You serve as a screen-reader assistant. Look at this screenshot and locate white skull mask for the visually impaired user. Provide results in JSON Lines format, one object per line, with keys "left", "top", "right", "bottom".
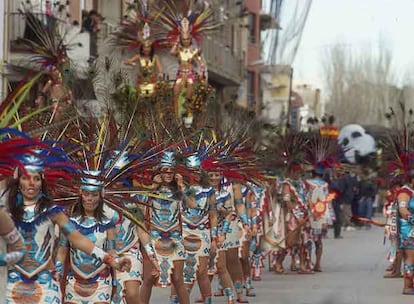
{"left": 338, "top": 124, "right": 376, "bottom": 164}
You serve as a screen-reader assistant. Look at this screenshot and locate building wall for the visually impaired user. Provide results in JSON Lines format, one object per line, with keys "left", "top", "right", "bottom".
{"left": 245, "top": 0, "right": 262, "bottom": 115}
{"left": 98, "top": 0, "right": 121, "bottom": 24}
{"left": 294, "top": 84, "right": 321, "bottom": 116}
{"left": 260, "top": 65, "right": 292, "bottom": 126}
{"left": 0, "top": 1, "right": 5, "bottom": 100}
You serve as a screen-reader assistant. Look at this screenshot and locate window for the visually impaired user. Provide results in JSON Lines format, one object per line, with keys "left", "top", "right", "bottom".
{"left": 248, "top": 13, "right": 256, "bottom": 44}
{"left": 247, "top": 71, "right": 255, "bottom": 107}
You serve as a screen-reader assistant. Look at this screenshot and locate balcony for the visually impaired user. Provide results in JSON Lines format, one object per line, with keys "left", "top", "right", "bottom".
{"left": 201, "top": 36, "right": 243, "bottom": 86}
{"left": 8, "top": 12, "right": 44, "bottom": 52}
{"left": 7, "top": 12, "right": 90, "bottom": 75}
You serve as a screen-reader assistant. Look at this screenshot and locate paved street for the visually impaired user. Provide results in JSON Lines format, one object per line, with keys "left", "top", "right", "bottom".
{"left": 149, "top": 223, "right": 408, "bottom": 304}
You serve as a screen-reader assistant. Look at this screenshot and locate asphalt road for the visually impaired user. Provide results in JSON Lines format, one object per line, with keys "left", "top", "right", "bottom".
{"left": 148, "top": 222, "right": 409, "bottom": 304}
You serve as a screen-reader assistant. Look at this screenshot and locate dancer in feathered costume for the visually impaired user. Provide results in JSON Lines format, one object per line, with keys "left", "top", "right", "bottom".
{"left": 382, "top": 177, "right": 403, "bottom": 279}
{"left": 380, "top": 104, "right": 414, "bottom": 294}
{"left": 50, "top": 115, "right": 158, "bottom": 304}
{"left": 155, "top": 0, "right": 217, "bottom": 124}
{"left": 5, "top": 146, "right": 131, "bottom": 304}
{"left": 57, "top": 170, "right": 121, "bottom": 304}
{"left": 0, "top": 129, "right": 52, "bottom": 303}
{"left": 139, "top": 149, "right": 191, "bottom": 304}
{"left": 261, "top": 131, "right": 309, "bottom": 274}
{"left": 199, "top": 128, "right": 263, "bottom": 303}
{"left": 302, "top": 133, "right": 339, "bottom": 273}
{"left": 106, "top": 148, "right": 160, "bottom": 304}
{"left": 244, "top": 181, "right": 264, "bottom": 288}
{"left": 170, "top": 151, "right": 218, "bottom": 304}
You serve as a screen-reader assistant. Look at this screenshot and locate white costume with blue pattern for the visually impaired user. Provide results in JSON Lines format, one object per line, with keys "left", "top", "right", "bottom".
{"left": 182, "top": 186, "right": 214, "bottom": 284}
{"left": 64, "top": 213, "right": 117, "bottom": 304}
{"left": 7, "top": 205, "right": 63, "bottom": 304}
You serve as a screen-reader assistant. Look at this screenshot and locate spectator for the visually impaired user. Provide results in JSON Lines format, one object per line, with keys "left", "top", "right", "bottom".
{"left": 83, "top": 10, "right": 100, "bottom": 59}
{"left": 45, "top": 1, "right": 53, "bottom": 29}
{"left": 331, "top": 170, "right": 359, "bottom": 235}
{"left": 358, "top": 170, "right": 378, "bottom": 229}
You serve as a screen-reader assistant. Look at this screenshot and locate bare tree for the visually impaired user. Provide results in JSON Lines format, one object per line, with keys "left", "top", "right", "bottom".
{"left": 323, "top": 39, "right": 398, "bottom": 126}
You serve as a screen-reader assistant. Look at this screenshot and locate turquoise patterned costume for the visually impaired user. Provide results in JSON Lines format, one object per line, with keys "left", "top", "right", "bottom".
{"left": 399, "top": 186, "right": 414, "bottom": 250}
{"left": 7, "top": 205, "right": 64, "bottom": 304}
{"left": 63, "top": 213, "right": 117, "bottom": 304}
{"left": 182, "top": 185, "right": 215, "bottom": 284}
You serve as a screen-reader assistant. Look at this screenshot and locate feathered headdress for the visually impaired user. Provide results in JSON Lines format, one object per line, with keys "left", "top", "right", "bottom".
{"left": 173, "top": 127, "right": 264, "bottom": 185}
{"left": 263, "top": 130, "right": 308, "bottom": 177}
{"left": 111, "top": 0, "right": 160, "bottom": 50}
{"left": 302, "top": 132, "right": 342, "bottom": 176}
{"left": 155, "top": 0, "right": 218, "bottom": 45}
{"left": 56, "top": 114, "right": 170, "bottom": 230}
{"left": 382, "top": 101, "right": 414, "bottom": 184}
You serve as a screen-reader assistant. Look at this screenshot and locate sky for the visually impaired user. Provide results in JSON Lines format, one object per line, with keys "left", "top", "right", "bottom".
{"left": 292, "top": 0, "right": 414, "bottom": 88}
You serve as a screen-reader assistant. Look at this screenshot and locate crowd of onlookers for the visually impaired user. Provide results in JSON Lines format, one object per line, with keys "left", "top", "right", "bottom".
{"left": 328, "top": 168, "right": 381, "bottom": 239}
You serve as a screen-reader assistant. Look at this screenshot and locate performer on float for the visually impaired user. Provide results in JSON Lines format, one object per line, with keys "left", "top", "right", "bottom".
{"left": 139, "top": 151, "right": 190, "bottom": 304}
{"left": 57, "top": 170, "right": 120, "bottom": 304}
{"left": 156, "top": 0, "right": 216, "bottom": 120}
{"left": 169, "top": 17, "right": 206, "bottom": 118}
{"left": 123, "top": 23, "right": 163, "bottom": 98}
{"left": 172, "top": 153, "right": 217, "bottom": 304}
{"left": 6, "top": 152, "right": 130, "bottom": 304}
{"left": 35, "top": 64, "right": 72, "bottom": 116}
{"left": 383, "top": 179, "right": 403, "bottom": 278}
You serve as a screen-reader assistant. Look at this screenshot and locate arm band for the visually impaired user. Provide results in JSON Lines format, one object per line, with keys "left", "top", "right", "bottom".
{"left": 240, "top": 211, "right": 249, "bottom": 226}
{"left": 144, "top": 242, "right": 157, "bottom": 260}
{"left": 211, "top": 227, "right": 218, "bottom": 238}
{"left": 2, "top": 227, "right": 21, "bottom": 245}
{"left": 0, "top": 250, "right": 26, "bottom": 266}
{"left": 91, "top": 245, "right": 107, "bottom": 261}
{"left": 399, "top": 201, "right": 408, "bottom": 208}
{"left": 222, "top": 220, "right": 230, "bottom": 234}
{"left": 58, "top": 235, "right": 69, "bottom": 247}
{"left": 55, "top": 260, "right": 64, "bottom": 275}
{"left": 61, "top": 221, "right": 76, "bottom": 236}
{"left": 408, "top": 214, "right": 414, "bottom": 225}
{"left": 234, "top": 198, "right": 244, "bottom": 205}
{"left": 106, "top": 240, "right": 116, "bottom": 251}
{"left": 251, "top": 216, "right": 258, "bottom": 226}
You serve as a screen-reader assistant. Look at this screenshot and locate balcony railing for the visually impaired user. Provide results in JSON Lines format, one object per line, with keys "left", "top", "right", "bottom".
{"left": 8, "top": 12, "right": 49, "bottom": 50}
{"left": 201, "top": 36, "right": 243, "bottom": 85}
